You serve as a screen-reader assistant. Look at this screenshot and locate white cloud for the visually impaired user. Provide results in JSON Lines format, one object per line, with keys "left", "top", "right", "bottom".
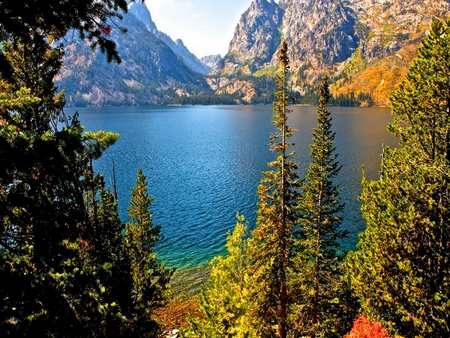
{"left": 191, "top": 13, "right": 202, "bottom": 19}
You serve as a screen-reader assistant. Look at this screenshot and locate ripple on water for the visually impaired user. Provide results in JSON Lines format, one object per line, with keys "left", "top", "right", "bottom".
{"left": 71, "top": 105, "right": 397, "bottom": 268}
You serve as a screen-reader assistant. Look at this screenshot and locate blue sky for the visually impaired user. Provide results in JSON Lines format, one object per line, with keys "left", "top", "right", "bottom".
{"left": 145, "top": 0, "right": 255, "bottom": 58}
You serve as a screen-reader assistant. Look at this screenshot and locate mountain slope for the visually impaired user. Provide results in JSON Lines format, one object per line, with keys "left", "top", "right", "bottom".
{"left": 57, "top": 10, "right": 210, "bottom": 106}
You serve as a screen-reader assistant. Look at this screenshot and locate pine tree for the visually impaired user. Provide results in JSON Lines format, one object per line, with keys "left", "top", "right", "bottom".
{"left": 248, "top": 40, "right": 300, "bottom": 338}
{"left": 0, "top": 2, "right": 169, "bottom": 335}
{"left": 0, "top": 33, "right": 95, "bottom": 337}
{"left": 347, "top": 18, "right": 450, "bottom": 337}
{"left": 0, "top": 0, "right": 135, "bottom": 67}
{"left": 183, "top": 214, "right": 256, "bottom": 338}
{"left": 124, "top": 168, "right": 173, "bottom": 337}
{"left": 292, "top": 74, "right": 348, "bottom": 337}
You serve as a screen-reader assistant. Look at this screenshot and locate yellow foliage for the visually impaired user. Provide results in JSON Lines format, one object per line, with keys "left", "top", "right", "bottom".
{"left": 330, "top": 44, "right": 417, "bottom": 106}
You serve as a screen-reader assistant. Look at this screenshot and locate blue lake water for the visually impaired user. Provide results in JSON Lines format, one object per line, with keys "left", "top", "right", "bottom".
{"left": 66, "top": 105, "right": 397, "bottom": 268}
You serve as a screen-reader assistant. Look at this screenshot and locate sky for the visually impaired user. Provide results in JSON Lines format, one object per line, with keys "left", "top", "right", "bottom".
{"left": 145, "top": 0, "right": 255, "bottom": 58}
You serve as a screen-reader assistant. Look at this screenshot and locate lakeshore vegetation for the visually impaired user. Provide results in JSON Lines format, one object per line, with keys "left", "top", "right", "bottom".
{"left": 0, "top": 1, "right": 449, "bottom": 337}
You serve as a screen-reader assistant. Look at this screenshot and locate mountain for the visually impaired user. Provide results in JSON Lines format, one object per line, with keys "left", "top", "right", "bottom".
{"left": 58, "top": 0, "right": 449, "bottom": 107}
{"left": 211, "top": 0, "right": 284, "bottom": 76}
{"left": 128, "top": 3, "right": 210, "bottom": 75}
{"left": 56, "top": 6, "right": 210, "bottom": 106}
{"left": 211, "top": 0, "right": 450, "bottom": 106}
{"left": 200, "top": 54, "right": 222, "bottom": 72}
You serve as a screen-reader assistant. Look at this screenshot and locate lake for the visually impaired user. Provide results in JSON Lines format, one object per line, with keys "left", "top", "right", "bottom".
{"left": 66, "top": 105, "right": 397, "bottom": 268}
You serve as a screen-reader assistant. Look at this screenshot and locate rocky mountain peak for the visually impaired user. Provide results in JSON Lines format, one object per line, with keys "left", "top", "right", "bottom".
{"left": 200, "top": 54, "right": 222, "bottom": 72}
{"left": 128, "top": 2, "right": 157, "bottom": 33}
{"left": 280, "top": 0, "right": 358, "bottom": 69}
{"left": 128, "top": 3, "right": 210, "bottom": 74}
{"left": 211, "top": 0, "right": 284, "bottom": 75}
{"left": 211, "top": 0, "right": 449, "bottom": 105}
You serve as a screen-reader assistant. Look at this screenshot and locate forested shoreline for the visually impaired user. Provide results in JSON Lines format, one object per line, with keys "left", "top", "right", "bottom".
{"left": 1, "top": 1, "right": 449, "bottom": 337}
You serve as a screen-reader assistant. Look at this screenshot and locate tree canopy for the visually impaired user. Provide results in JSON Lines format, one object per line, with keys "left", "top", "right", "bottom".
{"left": 0, "top": 0, "right": 138, "bottom": 67}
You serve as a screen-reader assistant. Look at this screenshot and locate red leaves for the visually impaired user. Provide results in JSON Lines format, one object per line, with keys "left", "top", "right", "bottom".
{"left": 99, "top": 24, "right": 112, "bottom": 35}
{"left": 345, "top": 316, "right": 390, "bottom": 338}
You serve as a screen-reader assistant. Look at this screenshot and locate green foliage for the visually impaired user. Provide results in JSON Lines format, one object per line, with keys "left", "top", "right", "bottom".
{"left": 183, "top": 214, "right": 256, "bottom": 338}
{"left": 124, "top": 168, "right": 173, "bottom": 336}
{"left": 0, "top": 0, "right": 137, "bottom": 66}
{"left": 0, "top": 34, "right": 94, "bottom": 337}
{"left": 292, "top": 74, "right": 352, "bottom": 337}
{"left": 0, "top": 2, "right": 172, "bottom": 336}
{"left": 347, "top": 17, "right": 450, "bottom": 337}
{"left": 389, "top": 18, "right": 450, "bottom": 162}
{"left": 84, "top": 130, "right": 120, "bottom": 160}
{"left": 248, "top": 41, "right": 300, "bottom": 338}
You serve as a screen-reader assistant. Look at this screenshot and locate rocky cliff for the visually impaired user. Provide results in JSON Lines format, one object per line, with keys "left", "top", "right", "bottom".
{"left": 212, "top": 0, "right": 449, "bottom": 105}
{"left": 211, "top": 0, "right": 284, "bottom": 76}
{"left": 58, "top": 0, "right": 449, "bottom": 107}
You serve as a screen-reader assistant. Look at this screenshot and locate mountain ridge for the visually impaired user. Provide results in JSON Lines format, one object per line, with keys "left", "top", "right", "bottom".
{"left": 57, "top": 0, "right": 450, "bottom": 107}
{"left": 128, "top": 3, "right": 210, "bottom": 75}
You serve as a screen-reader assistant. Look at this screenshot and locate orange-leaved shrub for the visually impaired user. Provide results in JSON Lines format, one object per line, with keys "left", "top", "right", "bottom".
{"left": 344, "top": 315, "right": 390, "bottom": 338}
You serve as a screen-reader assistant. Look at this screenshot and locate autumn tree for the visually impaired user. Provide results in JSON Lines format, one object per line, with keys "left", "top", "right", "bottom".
{"left": 347, "top": 18, "right": 450, "bottom": 337}
{"left": 248, "top": 40, "right": 300, "bottom": 338}
{"left": 292, "top": 74, "right": 349, "bottom": 337}
{"left": 183, "top": 214, "right": 256, "bottom": 338}
{"left": 344, "top": 316, "right": 390, "bottom": 338}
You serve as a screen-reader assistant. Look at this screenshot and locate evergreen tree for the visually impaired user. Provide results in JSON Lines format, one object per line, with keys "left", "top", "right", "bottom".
{"left": 183, "top": 214, "right": 256, "bottom": 338}
{"left": 0, "top": 0, "right": 136, "bottom": 68}
{"left": 0, "top": 33, "right": 96, "bottom": 337}
{"left": 0, "top": 2, "right": 172, "bottom": 336}
{"left": 248, "top": 41, "right": 300, "bottom": 338}
{"left": 124, "top": 168, "right": 173, "bottom": 337}
{"left": 347, "top": 18, "right": 450, "bottom": 337}
{"left": 89, "top": 185, "right": 132, "bottom": 336}
{"left": 292, "top": 74, "right": 348, "bottom": 337}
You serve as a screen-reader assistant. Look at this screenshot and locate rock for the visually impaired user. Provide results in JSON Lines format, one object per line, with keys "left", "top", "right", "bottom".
{"left": 209, "top": 0, "right": 449, "bottom": 104}
{"left": 214, "top": 0, "right": 449, "bottom": 75}
{"left": 199, "top": 54, "right": 222, "bottom": 72}
{"left": 164, "top": 329, "right": 179, "bottom": 338}
{"left": 211, "top": 0, "right": 284, "bottom": 75}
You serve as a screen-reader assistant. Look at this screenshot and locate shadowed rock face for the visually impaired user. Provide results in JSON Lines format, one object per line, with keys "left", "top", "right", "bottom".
{"left": 57, "top": 9, "right": 208, "bottom": 106}
{"left": 129, "top": 3, "right": 210, "bottom": 75}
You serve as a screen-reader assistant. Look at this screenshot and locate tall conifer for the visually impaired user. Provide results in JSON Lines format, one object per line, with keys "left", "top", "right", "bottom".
{"left": 248, "top": 41, "right": 300, "bottom": 338}
{"left": 292, "top": 74, "right": 347, "bottom": 337}
{"left": 124, "top": 168, "right": 173, "bottom": 337}
{"left": 348, "top": 18, "right": 450, "bottom": 337}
